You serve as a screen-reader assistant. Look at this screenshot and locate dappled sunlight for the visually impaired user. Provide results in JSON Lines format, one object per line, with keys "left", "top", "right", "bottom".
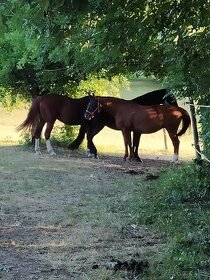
{"left": 26, "top": 165, "right": 68, "bottom": 172}
{"left": 172, "top": 110, "right": 182, "bottom": 118}
{"left": 2, "top": 240, "right": 67, "bottom": 249}
{"left": 147, "top": 108, "right": 161, "bottom": 120}
{"left": 1, "top": 223, "right": 68, "bottom": 250}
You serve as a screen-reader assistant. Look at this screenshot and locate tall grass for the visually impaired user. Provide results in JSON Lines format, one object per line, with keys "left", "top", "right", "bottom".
{"left": 128, "top": 162, "right": 210, "bottom": 280}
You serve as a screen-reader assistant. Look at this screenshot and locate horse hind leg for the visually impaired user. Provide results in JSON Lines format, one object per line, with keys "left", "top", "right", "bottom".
{"left": 46, "top": 139, "right": 56, "bottom": 156}
{"left": 45, "top": 122, "right": 56, "bottom": 156}
{"left": 167, "top": 131, "right": 180, "bottom": 162}
{"left": 34, "top": 138, "right": 41, "bottom": 155}
{"left": 33, "top": 120, "right": 45, "bottom": 155}
{"left": 68, "top": 124, "right": 86, "bottom": 150}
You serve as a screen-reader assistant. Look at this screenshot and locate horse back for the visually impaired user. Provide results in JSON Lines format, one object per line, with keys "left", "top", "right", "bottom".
{"left": 112, "top": 101, "right": 183, "bottom": 133}
{"left": 39, "top": 95, "right": 89, "bottom": 124}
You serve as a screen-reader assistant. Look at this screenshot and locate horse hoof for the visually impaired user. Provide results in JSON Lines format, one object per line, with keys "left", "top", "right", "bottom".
{"left": 87, "top": 153, "right": 98, "bottom": 159}
{"left": 123, "top": 157, "right": 129, "bottom": 161}
{"left": 172, "top": 154, "right": 179, "bottom": 162}
{"left": 136, "top": 156, "right": 143, "bottom": 162}
{"left": 131, "top": 156, "right": 143, "bottom": 162}
{"left": 172, "top": 160, "right": 179, "bottom": 164}
{"left": 49, "top": 151, "right": 56, "bottom": 156}
{"left": 35, "top": 151, "right": 41, "bottom": 155}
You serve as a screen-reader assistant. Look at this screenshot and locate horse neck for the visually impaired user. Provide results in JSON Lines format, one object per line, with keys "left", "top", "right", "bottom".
{"left": 100, "top": 98, "right": 120, "bottom": 116}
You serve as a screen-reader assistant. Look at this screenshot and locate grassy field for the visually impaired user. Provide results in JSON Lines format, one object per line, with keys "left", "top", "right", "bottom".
{"left": 1, "top": 143, "right": 209, "bottom": 279}
{"left": 0, "top": 143, "right": 174, "bottom": 280}
{"left": 1, "top": 80, "right": 208, "bottom": 280}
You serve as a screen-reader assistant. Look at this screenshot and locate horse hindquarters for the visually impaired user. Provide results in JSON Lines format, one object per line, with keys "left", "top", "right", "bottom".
{"left": 165, "top": 107, "right": 190, "bottom": 162}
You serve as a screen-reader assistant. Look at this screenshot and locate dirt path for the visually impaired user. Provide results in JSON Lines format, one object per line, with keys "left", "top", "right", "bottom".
{"left": 0, "top": 146, "right": 172, "bottom": 280}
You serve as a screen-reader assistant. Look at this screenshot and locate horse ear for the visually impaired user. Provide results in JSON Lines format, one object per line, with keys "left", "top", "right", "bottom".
{"left": 88, "top": 90, "right": 95, "bottom": 97}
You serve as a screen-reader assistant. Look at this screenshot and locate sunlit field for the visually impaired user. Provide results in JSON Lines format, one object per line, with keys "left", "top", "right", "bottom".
{"left": 0, "top": 79, "right": 195, "bottom": 161}
{"left": 0, "top": 107, "right": 29, "bottom": 143}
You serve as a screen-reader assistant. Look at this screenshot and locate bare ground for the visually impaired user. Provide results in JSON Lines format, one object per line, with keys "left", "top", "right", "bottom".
{"left": 0, "top": 145, "right": 179, "bottom": 280}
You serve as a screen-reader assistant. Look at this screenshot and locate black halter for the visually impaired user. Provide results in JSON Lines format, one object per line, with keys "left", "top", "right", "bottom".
{"left": 85, "top": 97, "right": 102, "bottom": 119}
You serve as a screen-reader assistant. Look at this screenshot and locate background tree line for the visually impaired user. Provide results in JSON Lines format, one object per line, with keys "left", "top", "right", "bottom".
{"left": 0, "top": 0, "right": 209, "bottom": 155}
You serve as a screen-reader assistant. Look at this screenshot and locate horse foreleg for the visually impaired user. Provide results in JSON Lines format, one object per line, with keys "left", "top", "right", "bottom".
{"left": 46, "top": 139, "right": 56, "bottom": 156}
{"left": 68, "top": 123, "right": 87, "bottom": 150}
{"left": 45, "top": 122, "right": 56, "bottom": 156}
{"left": 168, "top": 132, "right": 180, "bottom": 162}
{"left": 133, "top": 132, "right": 143, "bottom": 162}
{"left": 86, "top": 127, "right": 98, "bottom": 158}
{"left": 35, "top": 138, "right": 41, "bottom": 155}
{"left": 34, "top": 120, "right": 45, "bottom": 155}
{"left": 122, "top": 130, "right": 132, "bottom": 161}
{"left": 86, "top": 122, "right": 105, "bottom": 158}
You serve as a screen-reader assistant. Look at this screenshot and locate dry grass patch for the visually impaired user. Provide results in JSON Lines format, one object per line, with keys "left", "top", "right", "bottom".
{"left": 0, "top": 145, "right": 170, "bottom": 279}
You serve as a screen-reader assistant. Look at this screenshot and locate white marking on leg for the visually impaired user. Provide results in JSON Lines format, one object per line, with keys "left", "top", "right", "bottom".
{"left": 86, "top": 149, "right": 91, "bottom": 157}
{"left": 46, "top": 139, "right": 56, "bottom": 156}
{"left": 91, "top": 154, "right": 99, "bottom": 159}
{"left": 35, "top": 138, "right": 41, "bottom": 155}
{"left": 86, "top": 149, "right": 98, "bottom": 159}
{"left": 172, "top": 154, "right": 179, "bottom": 162}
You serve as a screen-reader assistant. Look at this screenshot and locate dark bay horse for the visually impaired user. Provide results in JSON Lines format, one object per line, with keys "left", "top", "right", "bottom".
{"left": 84, "top": 96, "right": 190, "bottom": 162}
{"left": 17, "top": 94, "right": 90, "bottom": 156}
{"left": 69, "top": 89, "right": 178, "bottom": 157}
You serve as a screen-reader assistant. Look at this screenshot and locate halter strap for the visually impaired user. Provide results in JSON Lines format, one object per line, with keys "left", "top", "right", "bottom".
{"left": 86, "top": 97, "right": 101, "bottom": 119}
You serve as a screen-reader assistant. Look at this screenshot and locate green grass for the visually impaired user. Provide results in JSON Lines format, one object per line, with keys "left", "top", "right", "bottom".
{"left": 126, "top": 162, "right": 210, "bottom": 280}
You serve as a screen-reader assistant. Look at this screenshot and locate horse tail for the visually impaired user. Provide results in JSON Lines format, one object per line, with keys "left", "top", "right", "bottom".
{"left": 177, "top": 107, "right": 191, "bottom": 137}
{"left": 17, "top": 97, "right": 41, "bottom": 132}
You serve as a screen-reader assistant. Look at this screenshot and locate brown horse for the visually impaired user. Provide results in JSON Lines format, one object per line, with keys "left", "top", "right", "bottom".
{"left": 69, "top": 88, "right": 178, "bottom": 157}
{"left": 17, "top": 94, "right": 90, "bottom": 156}
{"left": 84, "top": 96, "right": 191, "bottom": 162}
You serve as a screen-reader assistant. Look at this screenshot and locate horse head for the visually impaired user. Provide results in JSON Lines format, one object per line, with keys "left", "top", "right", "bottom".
{"left": 84, "top": 96, "right": 102, "bottom": 120}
